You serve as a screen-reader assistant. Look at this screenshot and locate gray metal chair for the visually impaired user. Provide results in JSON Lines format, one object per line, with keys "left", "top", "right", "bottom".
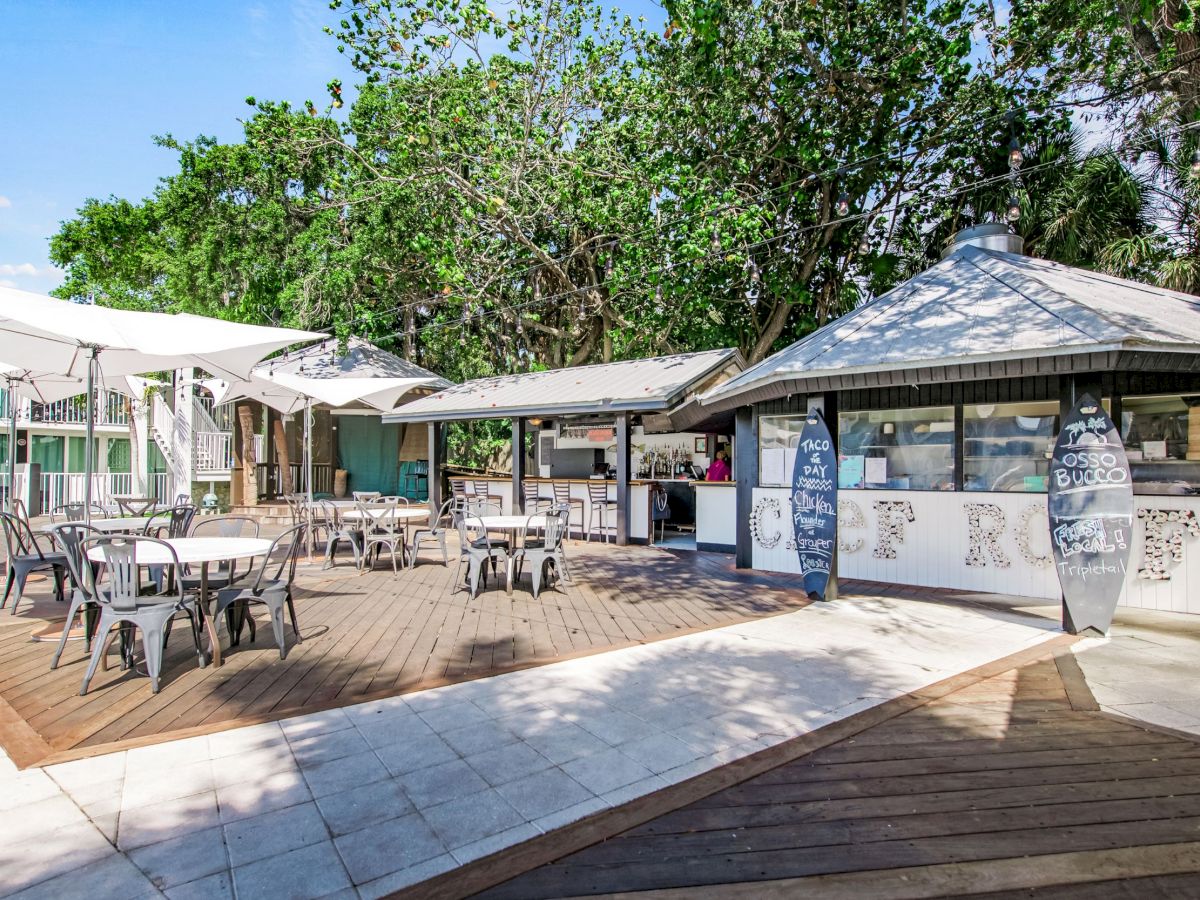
{"left": 586, "top": 482, "right": 617, "bottom": 542}
{"left": 144, "top": 504, "right": 197, "bottom": 539}
{"left": 472, "top": 479, "right": 503, "bottom": 507}
{"left": 357, "top": 498, "right": 405, "bottom": 574}
{"left": 47, "top": 522, "right": 104, "bottom": 669}
{"left": 115, "top": 496, "right": 156, "bottom": 517}
{"left": 455, "top": 511, "right": 509, "bottom": 600}
{"left": 0, "top": 510, "right": 68, "bottom": 615}
{"left": 320, "top": 499, "right": 362, "bottom": 570}
{"left": 408, "top": 498, "right": 453, "bottom": 569}
{"left": 49, "top": 502, "right": 108, "bottom": 523}
{"left": 516, "top": 508, "right": 570, "bottom": 599}
{"left": 352, "top": 491, "right": 381, "bottom": 501}
{"left": 213, "top": 524, "right": 306, "bottom": 660}
{"left": 79, "top": 535, "right": 202, "bottom": 695}
{"left": 181, "top": 516, "right": 260, "bottom": 593}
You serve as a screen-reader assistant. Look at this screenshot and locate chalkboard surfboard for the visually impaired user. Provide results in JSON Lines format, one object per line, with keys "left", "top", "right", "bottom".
{"left": 791, "top": 409, "right": 837, "bottom": 601}
{"left": 1047, "top": 394, "right": 1133, "bottom": 635}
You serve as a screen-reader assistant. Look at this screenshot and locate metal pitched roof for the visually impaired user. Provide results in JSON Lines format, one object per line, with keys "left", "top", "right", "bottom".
{"left": 383, "top": 349, "right": 743, "bottom": 423}
{"left": 703, "top": 244, "right": 1200, "bottom": 411}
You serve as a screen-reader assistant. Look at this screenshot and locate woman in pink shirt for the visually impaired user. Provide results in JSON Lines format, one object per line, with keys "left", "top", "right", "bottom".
{"left": 706, "top": 450, "right": 731, "bottom": 481}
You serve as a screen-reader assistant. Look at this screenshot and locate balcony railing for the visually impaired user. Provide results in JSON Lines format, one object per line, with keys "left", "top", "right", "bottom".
{"left": 26, "top": 389, "right": 130, "bottom": 427}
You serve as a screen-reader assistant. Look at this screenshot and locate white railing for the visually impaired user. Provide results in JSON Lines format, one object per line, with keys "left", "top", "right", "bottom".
{"left": 28, "top": 389, "right": 130, "bottom": 427}
{"left": 195, "top": 431, "right": 234, "bottom": 472}
{"left": 196, "top": 395, "right": 234, "bottom": 432}
{"left": 151, "top": 472, "right": 172, "bottom": 503}
{"left": 39, "top": 472, "right": 133, "bottom": 514}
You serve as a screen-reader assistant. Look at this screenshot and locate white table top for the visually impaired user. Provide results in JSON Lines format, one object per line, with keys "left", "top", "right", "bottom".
{"left": 467, "top": 514, "right": 541, "bottom": 530}
{"left": 41, "top": 516, "right": 154, "bottom": 534}
{"left": 87, "top": 536, "right": 273, "bottom": 565}
{"left": 341, "top": 507, "right": 430, "bottom": 522}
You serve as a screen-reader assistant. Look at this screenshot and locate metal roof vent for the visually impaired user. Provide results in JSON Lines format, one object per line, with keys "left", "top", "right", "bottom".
{"left": 940, "top": 223, "right": 1024, "bottom": 259}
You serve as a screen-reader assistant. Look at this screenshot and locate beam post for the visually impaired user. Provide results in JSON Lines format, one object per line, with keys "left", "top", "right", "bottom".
{"left": 427, "top": 420, "right": 444, "bottom": 518}
{"left": 734, "top": 405, "right": 758, "bottom": 569}
{"left": 615, "top": 412, "right": 631, "bottom": 546}
{"left": 512, "top": 417, "right": 526, "bottom": 514}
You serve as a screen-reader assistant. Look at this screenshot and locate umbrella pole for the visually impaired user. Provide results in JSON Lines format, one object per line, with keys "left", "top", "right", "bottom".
{"left": 83, "top": 351, "right": 98, "bottom": 525}
{"left": 305, "top": 398, "right": 314, "bottom": 556}
{"left": 6, "top": 380, "right": 16, "bottom": 514}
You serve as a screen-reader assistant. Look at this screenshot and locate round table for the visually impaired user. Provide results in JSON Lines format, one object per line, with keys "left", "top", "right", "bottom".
{"left": 465, "top": 515, "right": 550, "bottom": 594}
{"left": 340, "top": 507, "right": 431, "bottom": 523}
{"left": 41, "top": 516, "right": 154, "bottom": 535}
{"left": 87, "top": 536, "right": 272, "bottom": 667}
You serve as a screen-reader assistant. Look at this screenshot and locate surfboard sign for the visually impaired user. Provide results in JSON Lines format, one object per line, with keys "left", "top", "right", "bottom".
{"left": 791, "top": 408, "right": 837, "bottom": 601}
{"left": 1047, "top": 394, "right": 1133, "bottom": 635}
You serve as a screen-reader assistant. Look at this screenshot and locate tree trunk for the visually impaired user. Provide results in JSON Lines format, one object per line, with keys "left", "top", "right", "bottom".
{"left": 273, "top": 417, "right": 294, "bottom": 494}
{"left": 238, "top": 403, "right": 259, "bottom": 505}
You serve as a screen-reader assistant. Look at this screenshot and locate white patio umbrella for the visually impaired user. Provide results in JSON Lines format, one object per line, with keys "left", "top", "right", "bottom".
{"left": 0, "top": 286, "right": 324, "bottom": 516}
{"left": 207, "top": 336, "right": 450, "bottom": 503}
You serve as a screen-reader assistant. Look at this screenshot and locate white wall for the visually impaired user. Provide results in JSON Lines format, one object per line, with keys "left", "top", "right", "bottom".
{"left": 696, "top": 484, "right": 736, "bottom": 548}
{"left": 749, "top": 487, "right": 1200, "bottom": 615}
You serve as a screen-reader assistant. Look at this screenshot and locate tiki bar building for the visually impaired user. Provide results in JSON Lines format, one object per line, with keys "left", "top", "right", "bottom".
{"left": 702, "top": 224, "right": 1200, "bottom": 618}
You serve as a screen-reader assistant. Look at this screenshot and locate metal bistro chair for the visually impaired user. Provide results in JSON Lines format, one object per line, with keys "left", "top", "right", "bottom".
{"left": 182, "top": 515, "right": 261, "bottom": 593}
{"left": 352, "top": 491, "right": 381, "bottom": 502}
{"left": 408, "top": 498, "right": 454, "bottom": 569}
{"left": 144, "top": 504, "right": 197, "bottom": 540}
{"left": 0, "top": 510, "right": 68, "bottom": 615}
{"left": 449, "top": 478, "right": 469, "bottom": 508}
{"left": 214, "top": 524, "right": 306, "bottom": 660}
{"left": 586, "top": 482, "right": 617, "bottom": 543}
{"left": 455, "top": 507, "right": 509, "bottom": 600}
{"left": 357, "top": 498, "right": 406, "bottom": 574}
{"left": 115, "top": 496, "right": 157, "bottom": 517}
{"left": 551, "top": 482, "right": 584, "bottom": 539}
{"left": 522, "top": 480, "right": 552, "bottom": 514}
{"left": 79, "top": 535, "right": 203, "bottom": 695}
{"left": 516, "top": 507, "right": 570, "bottom": 600}
{"left": 47, "top": 522, "right": 105, "bottom": 669}
{"left": 321, "top": 499, "right": 363, "bottom": 570}
{"left": 49, "top": 502, "right": 108, "bottom": 523}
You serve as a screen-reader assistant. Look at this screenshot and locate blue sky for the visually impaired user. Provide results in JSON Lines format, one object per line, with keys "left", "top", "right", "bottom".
{"left": 0, "top": 0, "right": 667, "bottom": 295}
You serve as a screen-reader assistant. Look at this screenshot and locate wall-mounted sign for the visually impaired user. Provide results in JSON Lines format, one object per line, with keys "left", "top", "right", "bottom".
{"left": 790, "top": 409, "right": 837, "bottom": 600}
{"left": 1047, "top": 394, "right": 1133, "bottom": 635}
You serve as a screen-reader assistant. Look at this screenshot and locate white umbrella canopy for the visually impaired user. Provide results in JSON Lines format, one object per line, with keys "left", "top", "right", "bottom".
{"left": 262, "top": 336, "right": 452, "bottom": 412}
{"left": 0, "top": 286, "right": 324, "bottom": 382}
{"left": 203, "top": 374, "right": 310, "bottom": 416}
{"left": 0, "top": 286, "right": 323, "bottom": 515}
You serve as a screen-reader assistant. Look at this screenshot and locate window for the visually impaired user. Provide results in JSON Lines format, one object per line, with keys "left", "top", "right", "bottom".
{"left": 1121, "top": 395, "right": 1200, "bottom": 494}
{"left": 838, "top": 407, "right": 955, "bottom": 491}
{"left": 107, "top": 438, "right": 131, "bottom": 473}
{"left": 964, "top": 401, "right": 1058, "bottom": 492}
{"left": 758, "top": 414, "right": 807, "bottom": 487}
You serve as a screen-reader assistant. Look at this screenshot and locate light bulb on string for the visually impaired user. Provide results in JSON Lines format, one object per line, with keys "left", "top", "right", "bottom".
{"left": 1006, "top": 194, "right": 1021, "bottom": 223}
{"left": 1191, "top": 149, "right": 1200, "bottom": 176}
{"left": 604, "top": 252, "right": 614, "bottom": 279}
{"left": 654, "top": 283, "right": 663, "bottom": 311}
{"left": 1007, "top": 136, "right": 1024, "bottom": 170}
{"left": 857, "top": 234, "right": 871, "bottom": 255}
{"left": 710, "top": 228, "right": 720, "bottom": 252}
{"left": 835, "top": 192, "right": 850, "bottom": 217}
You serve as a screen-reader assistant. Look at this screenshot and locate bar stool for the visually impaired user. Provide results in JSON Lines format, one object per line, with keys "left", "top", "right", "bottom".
{"left": 473, "top": 479, "right": 504, "bottom": 508}
{"left": 586, "top": 482, "right": 617, "bottom": 542}
{"left": 551, "top": 482, "right": 584, "bottom": 539}
{"left": 449, "top": 479, "right": 469, "bottom": 508}
{"left": 402, "top": 460, "right": 429, "bottom": 501}
{"left": 522, "top": 480, "right": 552, "bottom": 513}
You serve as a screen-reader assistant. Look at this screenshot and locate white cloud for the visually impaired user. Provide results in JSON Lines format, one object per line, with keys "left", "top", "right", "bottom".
{"left": 0, "top": 263, "right": 39, "bottom": 277}
{"left": 0, "top": 279, "right": 16, "bottom": 289}
{"left": 0, "top": 196, "right": 11, "bottom": 208}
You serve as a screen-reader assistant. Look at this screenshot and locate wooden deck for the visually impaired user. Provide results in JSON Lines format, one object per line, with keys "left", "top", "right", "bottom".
{"left": 477, "top": 651, "right": 1200, "bottom": 899}
{"left": 0, "top": 542, "right": 810, "bottom": 766}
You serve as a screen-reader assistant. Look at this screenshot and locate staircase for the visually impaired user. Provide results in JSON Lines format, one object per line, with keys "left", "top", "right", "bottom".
{"left": 149, "top": 392, "right": 188, "bottom": 493}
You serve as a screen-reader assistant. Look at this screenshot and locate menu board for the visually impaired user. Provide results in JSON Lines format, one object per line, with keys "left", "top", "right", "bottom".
{"left": 1047, "top": 394, "right": 1133, "bottom": 635}
{"left": 791, "top": 409, "right": 838, "bottom": 601}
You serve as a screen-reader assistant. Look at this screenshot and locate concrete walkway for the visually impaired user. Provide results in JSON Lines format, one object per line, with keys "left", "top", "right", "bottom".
{"left": 1073, "top": 606, "right": 1200, "bottom": 738}
{"left": 0, "top": 591, "right": 1058, "bottom": 899}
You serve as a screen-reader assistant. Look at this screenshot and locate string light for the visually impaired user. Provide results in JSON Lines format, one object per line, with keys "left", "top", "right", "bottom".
{"left": 857, "top": 234, "right": 871, "bottom": 255}
{"left": 1008, "top": 136, "right": 1024, "bottom": 170}
{"left": 835, "top": 192, "right": 850, "bottom": 217}
{"left": 1006, "top": 194, "right": 1021, "bottom": 223}
{"left": 1191, "top": 149, "right": 1200, "bottom": 176}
